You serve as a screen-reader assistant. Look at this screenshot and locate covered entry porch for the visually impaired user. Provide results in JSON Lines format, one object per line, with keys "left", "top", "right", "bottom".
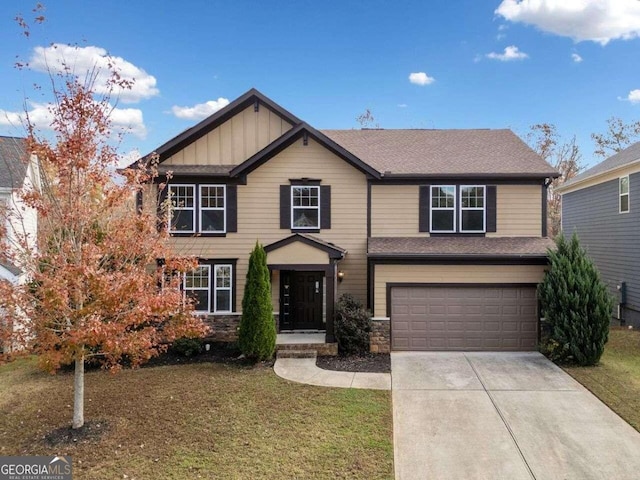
{"left": 265, "top": 234, "right": 347, "bottom": 343}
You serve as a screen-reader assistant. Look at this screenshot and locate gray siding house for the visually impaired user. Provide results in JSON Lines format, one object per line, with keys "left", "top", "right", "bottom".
{"left": 559, "top": 142, "right": 640, "bottom": 327}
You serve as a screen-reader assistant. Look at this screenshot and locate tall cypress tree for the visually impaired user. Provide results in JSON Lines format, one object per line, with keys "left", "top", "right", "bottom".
{"left": 238, "top": 242, "right": 276, "bottom": 360}
{"left": 538, "top": 233, "right": 613, "bottom": 366}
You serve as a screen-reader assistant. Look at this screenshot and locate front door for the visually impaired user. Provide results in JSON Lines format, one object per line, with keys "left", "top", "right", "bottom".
{"left": 280, "top": 271, "right": 324, "bottom": 330}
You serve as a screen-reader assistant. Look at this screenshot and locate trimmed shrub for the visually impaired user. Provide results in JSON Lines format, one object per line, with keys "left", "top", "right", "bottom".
{"left": 238, "top": 242, "right": 276, "bottom": 361}
{"left": 335, "top": 294, "right": 371, "bottom": 355}
{"left": 538, "top": 233, "right": 613, "bottom": 366}
{"left": 171, "top": 337, "right": 202, "bottom": 357}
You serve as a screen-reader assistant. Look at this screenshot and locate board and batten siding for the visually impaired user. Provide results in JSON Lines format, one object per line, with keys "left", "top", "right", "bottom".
{"left": 168, "top": 137, "right": 369, "bottom": 311}
{"left": 370, "top": 183, "right": 542, "bottom": 237}
{"left": 373, "top": 263, "right": 547, "bottom": 317}
{"left": 562, "top": 172, "right": 640, "bottom": 326}
{"left": 163, "top": 104, "right": 293, "bottom": 167}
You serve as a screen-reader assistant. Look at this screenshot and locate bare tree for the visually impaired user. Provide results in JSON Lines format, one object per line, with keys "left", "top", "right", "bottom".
{"left": 592, "top": 116, "right": 640, "bottom": 159}
{"left": 356, "top": 109, "right": 379, "bottom": 129}
{"left": 528, "top": 124, "right": 582, "bottom": 237}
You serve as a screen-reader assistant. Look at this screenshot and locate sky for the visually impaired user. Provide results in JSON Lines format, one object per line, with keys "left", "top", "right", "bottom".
{"left": 0, "top": 0, "right": 639, "bottom": 169}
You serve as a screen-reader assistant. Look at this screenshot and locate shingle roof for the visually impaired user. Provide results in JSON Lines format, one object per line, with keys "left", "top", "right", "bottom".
{"left": 368, "top": 236, "right": 554, "bottom": 258}
{"left": 0, "top": 260, "right": 22, "bottom": 277}
{"left": 0, "top": 136, "right": 28, "bottom": 189}
{"left": 321, "top": 129, "right": 557, "bottom": 177}
{"left": 562, "top": 140, "right": 640, "bottom": 189}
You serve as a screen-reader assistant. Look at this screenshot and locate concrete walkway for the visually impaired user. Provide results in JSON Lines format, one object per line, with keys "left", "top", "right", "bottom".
{"left": 392, "top": 351, "right": 640, "bottom": 480}
{"left": 274, "top": 357, "right": 391, "bottom": 390}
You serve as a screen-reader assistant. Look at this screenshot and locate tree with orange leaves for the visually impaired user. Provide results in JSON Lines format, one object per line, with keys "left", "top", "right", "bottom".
{"left": 0, "top": 11, "right": 207, "bottom": 429}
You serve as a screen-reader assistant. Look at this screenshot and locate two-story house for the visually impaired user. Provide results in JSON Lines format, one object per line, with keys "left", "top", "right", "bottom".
{"left": 0, "top": 136, "right": 39, "bottom": 285}
{"left": 140, "top": 89, "right": 557, "bottom": 352}
{"left": 559, "top": 141, "right": 640, "bottom": 328}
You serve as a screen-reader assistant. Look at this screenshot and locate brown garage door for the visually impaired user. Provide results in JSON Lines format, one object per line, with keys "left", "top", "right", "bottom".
{"left": 391, "top": 286, "right": 538, "bottom": 351}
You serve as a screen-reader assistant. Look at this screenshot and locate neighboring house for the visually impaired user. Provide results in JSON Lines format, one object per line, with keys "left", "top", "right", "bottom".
{"left": 0, "top": 136, "right": 39, "bottom": 285}
{"left": 140, "top": 89, "right": 557, "bottom": 352}
{"left": 559, "top": 142, "right": 640, "bottom": 328}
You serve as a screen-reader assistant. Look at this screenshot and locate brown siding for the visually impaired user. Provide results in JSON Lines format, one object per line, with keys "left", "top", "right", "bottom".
{"left": 371, "top": 184, "right": 423, "bottom": 237}
{"left": 168, "top": 138, "right": 368, "bottom": 311}
{"left": 163, "top": 104, "right": 293, "bottom": 166}
{"left": 488, "top": 185, "right": 542, "bottom": 237}
{"left": 373, "top": 263, "right": 547, "bottom": 317}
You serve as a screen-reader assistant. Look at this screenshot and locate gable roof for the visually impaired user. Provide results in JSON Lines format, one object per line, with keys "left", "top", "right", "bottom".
{"left": 322, "top": 129, "right": 558, "bottom": 178}
{"left": 151, "top": 88, "right": 302, "bottom": 162}
{"left": 0, "top": 136, "right": 28, "bottom": 189}
{"left": 264, "top": 233, "right": 347, "bottom": 259}
{"left": 229, "top": 123, "right": 381, "bottom": 179}
{"left": 560, "top": 141, "right": 640, "bottom": 192}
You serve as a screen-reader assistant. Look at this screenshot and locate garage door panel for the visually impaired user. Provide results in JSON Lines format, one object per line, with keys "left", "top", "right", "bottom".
{"left": 391, "top": 286, "right": 538, "bottom": 351}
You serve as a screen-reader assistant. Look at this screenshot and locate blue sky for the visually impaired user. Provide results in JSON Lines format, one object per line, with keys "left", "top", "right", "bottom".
{"left": 1, "top": 1, "right": 639, "bottom": 168}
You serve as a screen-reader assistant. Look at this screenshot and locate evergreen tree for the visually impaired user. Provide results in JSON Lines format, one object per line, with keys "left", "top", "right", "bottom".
{"left": 538, "top": 233, "right": 613, "bottom": 366}
{"left": 238, "top": 242, "right": 276, "bottom": 360}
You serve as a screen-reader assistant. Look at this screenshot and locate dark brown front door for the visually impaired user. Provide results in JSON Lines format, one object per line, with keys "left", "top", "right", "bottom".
{"left": 280, "top": 271, "right": 324, "bottom": 330}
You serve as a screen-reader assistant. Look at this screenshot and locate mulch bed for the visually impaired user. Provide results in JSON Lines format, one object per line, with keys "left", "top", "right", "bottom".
{"left": 316, "top": 353, "right": 390, "bottom": 373}
{"left": 44, "top": 420, "right": 109, "bottom": 447}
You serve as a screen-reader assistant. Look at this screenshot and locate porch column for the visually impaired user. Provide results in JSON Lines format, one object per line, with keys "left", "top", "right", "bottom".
{"left": 325, "top": 261, "right": 336, "bottom": 343}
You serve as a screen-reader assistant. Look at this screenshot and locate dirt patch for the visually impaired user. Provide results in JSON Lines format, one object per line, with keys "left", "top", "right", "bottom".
{"left": 44, "top": 420, "right": 109, "bottom": 447}
{"left": 317, "top": 353, "right": 390, "bottom": 373}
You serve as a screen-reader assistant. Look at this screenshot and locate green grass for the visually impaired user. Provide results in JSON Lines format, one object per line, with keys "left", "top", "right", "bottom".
{"left": 0, "top": 358, "right": 393, "bottom": 479}
{"left": 563, "top": 328, "right": 640, "bottom": 432}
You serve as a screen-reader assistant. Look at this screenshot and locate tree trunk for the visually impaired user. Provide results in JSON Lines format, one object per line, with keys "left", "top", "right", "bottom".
{"left": 72, "top": 352, "right": 85, "bottom": 429}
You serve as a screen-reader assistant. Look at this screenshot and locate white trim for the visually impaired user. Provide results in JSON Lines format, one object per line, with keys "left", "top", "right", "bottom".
{"left": 429, "top": 185, "right": 456, "bottom": 233}
{"left": 291, "top": 185, "right": 320, "bottom": 230}
{"left": 460, "top": 185, "right": 486, "bottom": 233}
{"left": 214, "top": 264, "right": 233, "bottom": 313}
{"left": 184, "top": 264, "right": 211, "bottom": 313}
{"left": 199, "top": 184, "right": 226, "bottom": 233}
{"left": 619, "top": 175, "right": 630, "bottom": 214}
{"left": 168, "top": 184, "right": 196, "bottom": 234}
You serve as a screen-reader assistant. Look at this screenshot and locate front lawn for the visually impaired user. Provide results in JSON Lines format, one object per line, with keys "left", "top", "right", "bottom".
{"left": 563, "top": 328, "right": 640, "bottom": 432}
{"left": 0, "top": 357, "right": 393, "bottom": 479}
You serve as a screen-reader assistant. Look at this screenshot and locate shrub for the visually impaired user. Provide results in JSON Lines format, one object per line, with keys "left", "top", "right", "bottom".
{"left": 238, "top": 242, "right": 276, "bottom": 361}
{"left": 538, "top": 233, "right": 613, "bottom": 366}
{"left": 335, "top": 294, "right": 371, "bottom": 355}
{"left": 171, "top": 337, "right": 202, "bottom": 357}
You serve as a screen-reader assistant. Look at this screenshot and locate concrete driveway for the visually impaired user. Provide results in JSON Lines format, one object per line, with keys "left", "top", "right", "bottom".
{"left": 392, "top": 352, "right": 640, "bottom": 480}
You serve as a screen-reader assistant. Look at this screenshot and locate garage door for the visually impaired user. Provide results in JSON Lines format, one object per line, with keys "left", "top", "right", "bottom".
{"left": 391, "top": 286, "right": 538, "bottom": 351}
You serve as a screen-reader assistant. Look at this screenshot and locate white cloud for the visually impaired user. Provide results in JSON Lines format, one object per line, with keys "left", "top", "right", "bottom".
{"left": 0, "top": 102, "right": 147, "bottom": 139}
{"left": 397, "top": 103, "right": 408, "bottom": 108}
{"left": 572, "top": 53, "right": 583, "bottom": 63}
{"left": 486, "top": 45, "right": 529, "bottom": 61}
{"left": 628, "top": 89, "right": 640, "bottom": 104}
{"left": 408, "top": 72, "right": 435, "bottom": 86}
{"left": 29, "top": 44, "right": 159, "bottom": 103}
{"left": 118, "top": 149, "right": 141, "bottom": 169}
{"left": 171, "top": 98, "right": 231, "bottom": 120}
{"left": 496, "top": 0, "right": 640, "bottom": 45}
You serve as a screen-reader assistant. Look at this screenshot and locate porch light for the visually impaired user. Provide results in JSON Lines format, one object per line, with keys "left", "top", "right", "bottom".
{"left": 337, "top": 271, "right": 345, "bottom": 282}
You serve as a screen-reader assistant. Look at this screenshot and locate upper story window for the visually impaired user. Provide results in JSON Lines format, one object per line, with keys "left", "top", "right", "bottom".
{"left": 168, "top": 183, "right": 231, "bottom": 234}
{"left": 460, "top": 186, "right": 485, "bottom": 233}
{"left": 200, "top": 185, "right": 226, "bottom": 232}
{"left": 169, "top": 184, "right": 195, "bottom": 233}
{"left": 430, "top": 186, "right": 456, "bottom": 232}
{"left": 620, "top": 176, "right": 630, "bottom": 213}
{"left": 291, "top": 186, "right": 320, "bottom": 229}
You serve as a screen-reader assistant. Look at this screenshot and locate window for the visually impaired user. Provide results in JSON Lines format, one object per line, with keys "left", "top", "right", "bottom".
{"left": 430, "top": 186, "right": 456, "bottom": 232}
{"left": 620, "top": 176, "right": 630, "bottom": 213}
{"left": 291, "top": 186, "right": 320, "bottom": 229}
{"left": 183, "top": 263, "right": 233, "bottom": 313}
{"left": 184, "top": 265, "right": 210, "bottom": 313}
{"left": 200, "top": 185, "right": 226, "bottom": 232}
{"left": 460, "top": 186, "right": 485, "bottom": 232}
{"left": 168, "top": 185, "right": 195, "bottom": 233}
{"left": 214, "top": 265, "right": 232, "bottom": 312}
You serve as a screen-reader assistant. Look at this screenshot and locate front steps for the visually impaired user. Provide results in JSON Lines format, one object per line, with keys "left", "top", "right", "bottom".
{"left": 276, "top": 332, "right": 338, "bottom": 356}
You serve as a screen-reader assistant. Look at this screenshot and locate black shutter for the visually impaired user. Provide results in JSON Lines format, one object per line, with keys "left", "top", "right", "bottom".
{"left": 135, "top": 190, "right": 143, "bottom": 214}
{"left": 320, "top": 185, "right": 331, "bottom": 229}
{"left": 226, "top": 185, "right": 237, "bottom": 233}
{"left": 419, "top": 185, "right": 430, "bottom": 232}
{"left": 486, "top": 185, "right": 497, "bottom": 233}
{"left": 280, "top": 185, "right": 290, "bottom": 229}
{"left": 157, "top": 185, "right": 168, "bottom": 232}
